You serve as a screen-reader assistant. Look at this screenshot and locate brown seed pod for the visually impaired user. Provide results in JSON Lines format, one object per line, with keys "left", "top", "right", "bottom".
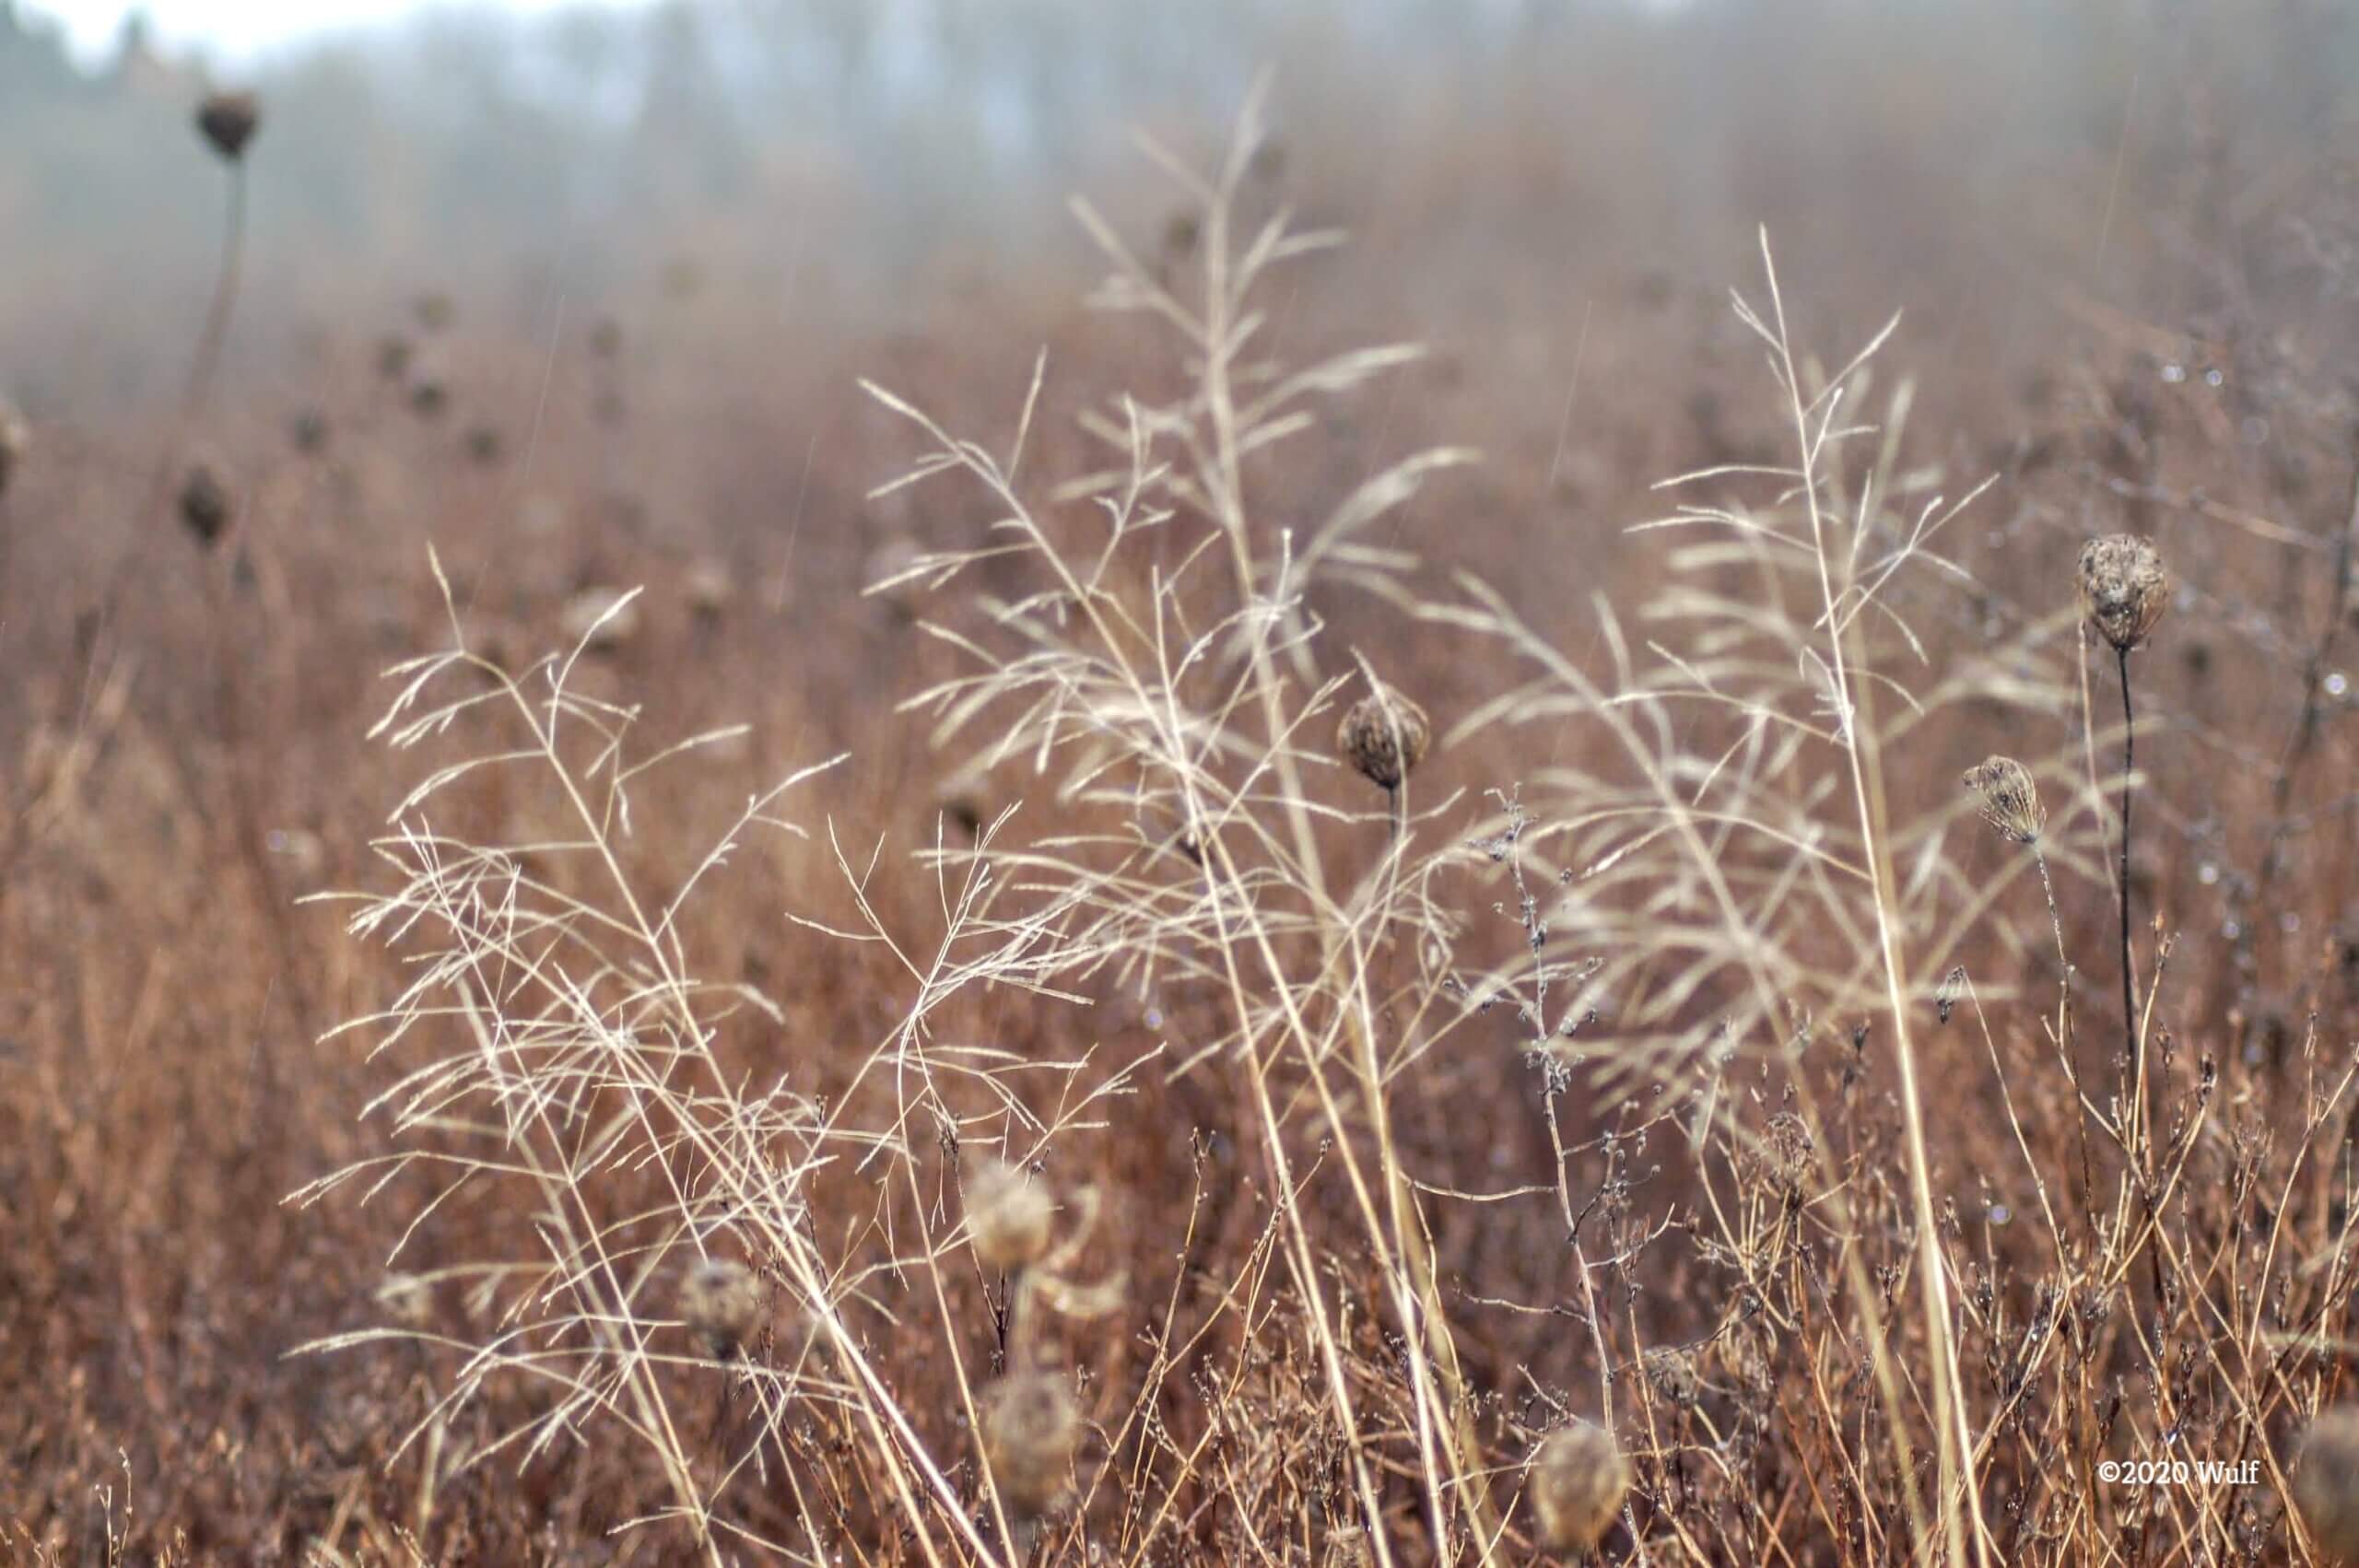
{"left": 195, "top": 91, "right": 260, "bottom": 161}
{"left": 1962, "top": 755, "right": 2045, "bottom": 844}
{"left": 0, "top": 403, "right": 26, "bottom": 498}
{"left": 1336, "top": 684, "right": 1432, "bottom": 791}
{"left": 2296, "top": 1409, "right": 2359, "bottom": 1564}
{"left": 1530, "top": 1420, "right": 1632, "bottom": 1553}
{"left": 980, "top": 1369, "right": 1079, "bottom": 1517}
{"left": 2077, "top": 534, "right": 2169, "bottom": 652}
{"left": 179, "top": 462, "right": 232, "bottom": 546}
{"left": 964, "top": 1154, "right": 1055, "bottom": 1273}
{"left": 678, "top": 1258, "right": 763, "bottom": 1358}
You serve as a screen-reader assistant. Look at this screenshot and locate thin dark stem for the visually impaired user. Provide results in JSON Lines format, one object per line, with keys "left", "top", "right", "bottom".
{"left": 2117, "top": 646, "right": 2136, "bottom": 1069}
{"left": 90, "top": 162, "right": 249, "bottom": 652}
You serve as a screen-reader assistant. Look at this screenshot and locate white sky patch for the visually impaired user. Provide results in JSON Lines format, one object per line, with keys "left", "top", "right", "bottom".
{"left": 22, "top": 0, "right": 648, "bottom": 67}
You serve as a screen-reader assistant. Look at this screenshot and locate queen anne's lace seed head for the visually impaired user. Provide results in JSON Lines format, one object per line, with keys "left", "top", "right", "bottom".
{"left": 2077, "top": 534, "right": 2169, "bottom": 653}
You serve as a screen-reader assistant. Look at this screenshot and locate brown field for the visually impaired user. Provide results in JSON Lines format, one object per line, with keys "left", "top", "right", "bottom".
{"left": 7, "top": 2, "right": 2359, "bottom": 1562}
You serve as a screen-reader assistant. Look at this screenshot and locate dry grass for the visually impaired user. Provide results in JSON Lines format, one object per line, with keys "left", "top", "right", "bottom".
{"left": 9, "top": 11, "right": 2359, "bottom": 1564}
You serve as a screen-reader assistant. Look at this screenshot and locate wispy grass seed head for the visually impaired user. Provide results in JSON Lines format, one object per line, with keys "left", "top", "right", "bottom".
{"left": 2077, "top": 533, "right": 2169, "bottom": 652}
{"left": 1963, "top": 755, "right": 2046, "bottom": 843}
{"left": 1531, "top": 1420, "right": 1632, "bottom": 1553}
{"left": 1336, "top": 683, "right": 1432, "bottom": 791}
{"left": 980, "top": 1369, "right": 1080, "bottom": 1518}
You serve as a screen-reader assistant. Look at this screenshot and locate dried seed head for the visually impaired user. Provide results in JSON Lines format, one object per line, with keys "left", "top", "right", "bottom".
{"left": 678, "top": 1258, "right": 763, "bottom": 1358}
{"left": 1336, "top": 684, "right": 1432, "bottom": 791}
{"left": 179, "top": 462, "right": 232, "bottom": 547}
{"left": 375, "top": 334, "right": 414, "bottom": 381}
{"left": 2077, "top": 533, "right": 2169, "bottom": 652}
{"left": 0, "top": 403, "right": 26, "bottom": 499}
{"left": 980, "top": 1369, "right": 1079, "bottom": 1517}
{"left": 195, "top": 91, "right": 260, "bottom": 161}
{"left": 289, "top": 408, "right": 329, "bottom": 453}
{"left": 1643, "top": 1346, "right": 1702, "bottom": 1409}
{"left": 407, "top": 372, "right": 449, "bottom": 419}
{"left": 1962, "top": 755, "right": 2046, "bottom": 844}
{"left": 964, "top": 1154, "right": 1055, "bottom": 1273}
{"left": 375, "top": 1271, "right": 433, "bottom": 1328}
{"left": 1935, "top": 965, "right": 1966, "bottom": 1025}
{"left": 1531, "top": 1420, "right": 1631, "bottom": 1553}
{"left": 2296, "top": 1409, "right": 2359, "bottom": 1563}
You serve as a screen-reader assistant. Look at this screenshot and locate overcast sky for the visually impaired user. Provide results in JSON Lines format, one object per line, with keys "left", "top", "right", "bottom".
{"left": 22, "top": 0, "right": 641, "bottom": 64}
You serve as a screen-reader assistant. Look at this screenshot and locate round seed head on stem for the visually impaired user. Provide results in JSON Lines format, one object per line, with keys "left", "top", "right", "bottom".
{"left": 2295, "top": 1408, "right": 2359, "bottom": 1563}
{"left": 2076, "top": 533, "right": 2168, "bottom": 652}
{"left": 980, "top": 1369, "right": 1080, "bottom": 1518}
{"left": 964, "top": 1153, "right": 1055, "bottom": 1273}
{"left": 1530, "top": 1419, "right": 1632, "bottom": 1553}
{"left": 1336, "top": 683, "right": 1432, "bottom": 791}
{"left": 1962, "top": 755, "right": 2046, "bottom": 844}
{"left": 178, "top": 461, "right": 232, "bottom": 547}
{"left": 195, "top": 91, "right": 261, "bottom": 161}
{"left": 678, "top": 1257, "right": 763, "bottom": 1359}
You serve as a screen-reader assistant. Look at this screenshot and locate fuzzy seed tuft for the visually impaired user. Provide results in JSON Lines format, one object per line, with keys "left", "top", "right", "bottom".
{"left": 1531, "top": 1419, "right": 1632, "bottom": 1553}
{"left": 980, "top": 1369, "right": 1079, "bottom": 1517}
{"left": 964, "top": 1154, "right": 1055, "bottom": 1272}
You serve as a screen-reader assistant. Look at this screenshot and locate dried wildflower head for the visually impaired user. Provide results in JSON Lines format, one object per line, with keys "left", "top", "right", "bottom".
{"left": 678, "top": 1258, "right": 763, "bottom": 1358}
{"left": 964, "top": 1154, "right": 1055, "bottom": 1273}
{"left": 980, "top": 1369, "right": 1080, "bottom": 1517}
{"left": 1531, "top": 1420, "right": 1631, "bottom": 1553}
{"left": 289, "top": 408, "right": 329, "bottom": 454}
{"left": 1336, "top": 683, "right": 1432, "bottom": 792}
{"left": 1643, "top": 1346, "right": 1702, "bottom": 1409}
{"left": 375, "top": 334, "right": 414, "bottom": 381}
{"left": 179, "top": 462, "right": 232, "bottom": 547}
{"left": 1962, "top": 755, "right": 2045, "bottom": 844}
{"left": 2295, "top": 1409, "right": 2359, "bottom": 1562}
{"left": 407, "top": 371, "right": 449, "bottom": 419}
{"left": 376, "top": 1271, "right": 433, "bottom": 1328}
{"left": 2077, "top": 534, "right": 2169, "bottom": 652}
{"left": 0, "top": 402, "right": 26, "bottom": 498}
{"left": 195, "top": 91, "right": 261, "bottom": 161}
